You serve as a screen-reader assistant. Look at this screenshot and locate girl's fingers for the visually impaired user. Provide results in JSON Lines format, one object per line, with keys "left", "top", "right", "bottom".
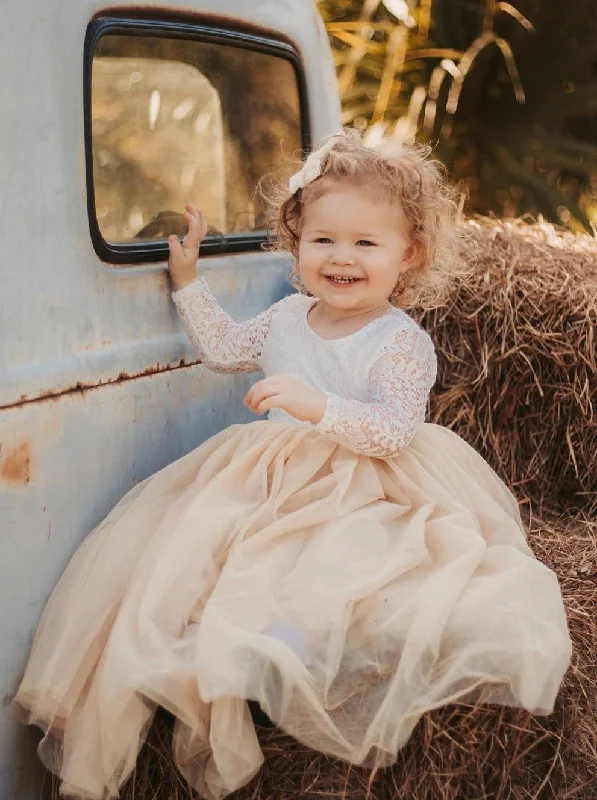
{"left": 168, "top": 235, "right": 183, "bottom": 261}
{"left": 194, "top": 209, "right": 207, "bottom": 242}
{"left": 182, "top": 212, "right": 201, "bottom": 253}
{"left": 256, "top": 396, "right": 279, "bottom": 415}
{"left": 244, "top": 387, "right": 256, "bottom": 410}
{"left": 184, "top": 205, "right": 208, "bottom": 245}
{"left": 245, "top": 386, "right": 267, "bottom": 412}
{"left": 245, "top": 379, "right": 268, "bottom": 407}
{"left": 255, "top": 392, "right": 284, "bottom": 415}
{"left": 245, "top": 381, "right": 281, "bottom": 413}
{"left": 199, "top": 210, "right": 208, "bottom": 240}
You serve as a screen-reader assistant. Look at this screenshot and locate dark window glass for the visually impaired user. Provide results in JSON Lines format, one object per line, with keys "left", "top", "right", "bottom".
{"left": 89, "top": 30, "right": 304, "bottom": 255}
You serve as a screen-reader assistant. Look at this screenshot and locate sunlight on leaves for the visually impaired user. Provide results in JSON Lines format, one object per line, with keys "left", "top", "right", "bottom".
{"left": 319, "top": 0, "right": 597, "bottom": 232}
{"left": 381, "top": 0, "right": 415, "bottom": 27}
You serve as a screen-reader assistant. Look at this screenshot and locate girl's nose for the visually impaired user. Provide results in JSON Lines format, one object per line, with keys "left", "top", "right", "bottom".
{"left": 330, "top": 247, "right": 356, "bottom": 265}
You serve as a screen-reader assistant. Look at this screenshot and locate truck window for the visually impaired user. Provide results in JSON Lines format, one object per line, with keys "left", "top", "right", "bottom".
{"left": 85, "top": 19, "right": 308, "bottom": 263}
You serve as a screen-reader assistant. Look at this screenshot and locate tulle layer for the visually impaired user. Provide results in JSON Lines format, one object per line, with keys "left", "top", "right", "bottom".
{"left": 13, "top": 422, "right": 571, "bottom": 799}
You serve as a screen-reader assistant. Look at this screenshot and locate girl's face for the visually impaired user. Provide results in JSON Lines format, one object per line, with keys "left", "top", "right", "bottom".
{"left": 297, "top": 184, "right": 415, "bottom": 314}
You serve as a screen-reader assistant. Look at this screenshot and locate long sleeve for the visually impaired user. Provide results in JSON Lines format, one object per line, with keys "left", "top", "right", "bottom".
{"left": 172, "top": 277, "right": 283, "bottom": 373}
{"left": 315, "top": 327, "right": 437, "bottom": 457}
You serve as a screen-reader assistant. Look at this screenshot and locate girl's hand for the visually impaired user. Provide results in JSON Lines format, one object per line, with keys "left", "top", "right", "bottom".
{"left": 245, "top": 375, "right": 327, "bottom": 424}
{"left": 168, "top": 204, "right": 208, "bottom": 291}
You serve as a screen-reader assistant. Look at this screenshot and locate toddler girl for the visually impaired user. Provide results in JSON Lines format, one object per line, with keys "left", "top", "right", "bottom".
{"left": 14, "top": 132, "right": 571, "bottom": 800}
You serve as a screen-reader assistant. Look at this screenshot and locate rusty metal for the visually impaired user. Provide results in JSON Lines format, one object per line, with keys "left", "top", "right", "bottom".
{"left": 0, "top": 1, "right": 340, "bottom": 797}
{"left": 0, "top": 359, "right": 196, "bottom": 411}
{"left": 0, "top": 442, "right": 31, "bottom": 485}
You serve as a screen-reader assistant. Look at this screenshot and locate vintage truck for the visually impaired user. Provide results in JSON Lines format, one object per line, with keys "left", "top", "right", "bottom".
{"left": 0, "top": 1, "right": 340, "bottom": 796}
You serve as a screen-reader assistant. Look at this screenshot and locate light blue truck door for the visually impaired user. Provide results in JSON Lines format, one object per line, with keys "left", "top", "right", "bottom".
{"left": 0, "top": 2, "right": 340, "bottom": 797}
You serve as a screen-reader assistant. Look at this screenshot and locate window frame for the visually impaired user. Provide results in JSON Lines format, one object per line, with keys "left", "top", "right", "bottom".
{"left": 84, "top": 15, "right": 311, "bottom": 264}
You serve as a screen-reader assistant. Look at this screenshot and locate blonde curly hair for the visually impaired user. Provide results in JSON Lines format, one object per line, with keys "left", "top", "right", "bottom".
{"left": 268, "top": 129, "right": 465, "bottom": 309}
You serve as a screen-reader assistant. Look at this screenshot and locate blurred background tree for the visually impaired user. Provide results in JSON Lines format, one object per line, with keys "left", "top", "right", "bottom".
{"left": 317, "top": 0, "right": 597, "bottom": 233}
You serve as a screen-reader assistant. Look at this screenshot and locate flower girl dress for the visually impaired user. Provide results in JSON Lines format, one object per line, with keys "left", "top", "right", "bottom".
{"left": 14, "top": 278, "right": 571, "bottom": 800}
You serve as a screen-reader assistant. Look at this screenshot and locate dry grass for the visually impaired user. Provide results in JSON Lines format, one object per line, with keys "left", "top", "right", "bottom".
{"left": 321, "top": 0, "right": 597, "bottom": 235}
{"left": 422, "top": 216, "right": 597, "bottom": 517}
{"left": 51, "top": 218, "right": 597, "bottom": 799}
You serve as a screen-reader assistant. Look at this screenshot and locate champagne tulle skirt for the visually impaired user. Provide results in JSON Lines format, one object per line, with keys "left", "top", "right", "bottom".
{"left": 13, "top": 422, "right": 571, "bottom": 800}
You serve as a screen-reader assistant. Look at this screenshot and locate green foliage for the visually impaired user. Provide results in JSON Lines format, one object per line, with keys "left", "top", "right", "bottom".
{"left": 318, "top": 0, "right": 597, "bottom": 232}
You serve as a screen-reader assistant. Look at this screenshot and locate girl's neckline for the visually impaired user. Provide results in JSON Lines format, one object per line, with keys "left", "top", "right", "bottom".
{"left": 303, "top": 297, "right": 396, "bottom": 343}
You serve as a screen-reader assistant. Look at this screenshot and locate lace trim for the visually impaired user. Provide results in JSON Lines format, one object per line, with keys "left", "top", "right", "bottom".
{"left": 173, "top": 277, "right": 282, "bottom": 373}
{"left": 173, "top": 279, "right": 437, "bottom": 458}
{"left": 316, "top": 328, "right": 436, "bottom": 457}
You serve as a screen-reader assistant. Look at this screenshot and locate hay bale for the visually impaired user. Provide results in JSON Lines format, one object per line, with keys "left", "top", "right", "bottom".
{"left": 420, "top": 217, "right": 597, "bottom": 517}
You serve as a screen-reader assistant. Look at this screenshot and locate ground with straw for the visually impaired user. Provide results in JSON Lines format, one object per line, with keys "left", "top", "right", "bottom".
{"left": 51, "top": 218, "right": 597, "bottom": 799}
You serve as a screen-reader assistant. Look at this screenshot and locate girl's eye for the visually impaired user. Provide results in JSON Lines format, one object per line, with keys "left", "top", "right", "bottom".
{"left": 314, "top": 237, "right": 332, "bottom": 244}
{"left": 357, "top": 240, "right": 376, "bottom": 247}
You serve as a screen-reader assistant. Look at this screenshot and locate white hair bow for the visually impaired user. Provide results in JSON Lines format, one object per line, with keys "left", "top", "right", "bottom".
{"left": 288, "top": 134, "right": 343, "bottom": 195}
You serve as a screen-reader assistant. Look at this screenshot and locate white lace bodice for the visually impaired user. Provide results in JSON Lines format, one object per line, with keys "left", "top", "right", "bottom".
{"left": 173, "top": 277, "right": 437, "bottom": 457}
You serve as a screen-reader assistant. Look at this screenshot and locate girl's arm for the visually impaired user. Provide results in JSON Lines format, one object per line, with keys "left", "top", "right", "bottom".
{"left": 315, "top": 328, "right": 437, "bottom": 457}
{"left": 173, "top": 278, "right": 285, "bottom": 373}
{"left": 168, "top": 203, "right": 282, "bottom": 373}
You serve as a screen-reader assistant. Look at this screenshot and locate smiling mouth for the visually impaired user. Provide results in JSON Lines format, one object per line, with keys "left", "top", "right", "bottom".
{"left": 324, "top": 275, "right": 362, "bottom": 285}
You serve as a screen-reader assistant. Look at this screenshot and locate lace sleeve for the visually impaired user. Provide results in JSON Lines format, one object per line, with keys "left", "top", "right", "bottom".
{"left": 172, "top": 277, "right": 282, "bottom": 373}
{"left": 315, "top": 327, "right": 437, "bottom": 457}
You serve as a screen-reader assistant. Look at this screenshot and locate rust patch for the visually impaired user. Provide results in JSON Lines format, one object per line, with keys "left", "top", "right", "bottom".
{"left": 76, "top": 338, "right": 113, "bottom": 353}
{"left": 1, "top": 358, "right": 200, "bottom": 411}
{"left": 0, "top": 441, "right": 31, "bottom": 485}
